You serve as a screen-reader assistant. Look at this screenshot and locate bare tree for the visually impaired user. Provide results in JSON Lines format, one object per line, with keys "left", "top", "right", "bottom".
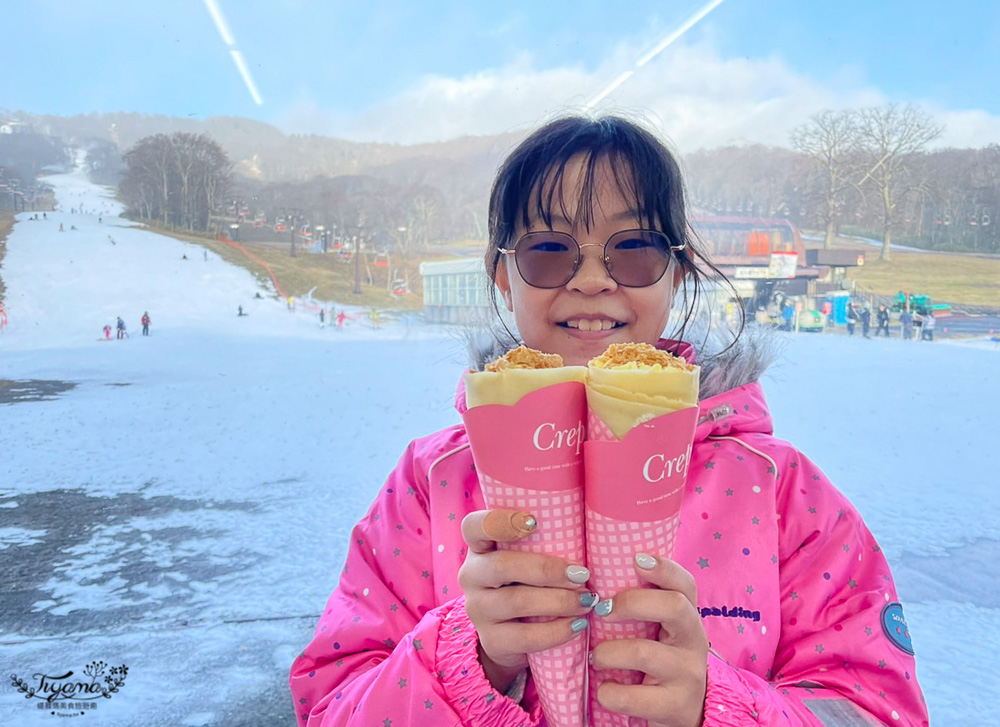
{"left": 119, "top": 133, "right": 230, "bottom": 232}
{"left": 790, "top": 110, "right": 861, "bottom": 249}
{"left": 854, "top": 104, "right": 942, "bottom": 261}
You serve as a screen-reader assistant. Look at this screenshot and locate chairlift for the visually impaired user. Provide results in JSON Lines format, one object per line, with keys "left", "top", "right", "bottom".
{"left": 375, "top": 251, "right": 389, "bottom": 267}
{"left": 969, "top": 215, "right": 978, "bottom": 227}
{"left": 982, "top": 212, "right": 991, "bottom": 227}
{"left": 299, "top": 224, "right": 313, "bottom": 238}
{"left": 391, "top": 278, "right": 409, "bottom": 296}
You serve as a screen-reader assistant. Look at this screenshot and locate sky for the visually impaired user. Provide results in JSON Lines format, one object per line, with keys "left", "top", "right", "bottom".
{"left": 1, "top": 163, "right": 998, "bottom": 725}
{"left": 2, "top": 1, "right": 999, "bottom": 150}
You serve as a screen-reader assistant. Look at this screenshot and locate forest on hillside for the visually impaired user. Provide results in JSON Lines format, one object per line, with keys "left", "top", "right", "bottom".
{"left": 2, "top": 107, "right": 998, "bottom": 255}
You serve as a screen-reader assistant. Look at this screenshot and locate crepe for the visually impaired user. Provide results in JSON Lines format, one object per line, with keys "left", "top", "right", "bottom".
{"left": 463, "top": 346, "right": 589, "bottom": 727}
{"left": 584, "top": 342, "right": 701, "bottom": 727}
{"left": 586, "top": 343, "right": 698, "bottom": 439}
{"left": 466, "top": 345, "right": 586, "bottom": 407}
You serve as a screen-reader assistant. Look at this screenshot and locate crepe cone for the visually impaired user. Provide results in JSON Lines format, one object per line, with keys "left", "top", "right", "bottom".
{"left": 463, "top": 357, "right": 589, "bottom": 727}
{"left": 583, "top": 345, "right": 700, "bottom": 727}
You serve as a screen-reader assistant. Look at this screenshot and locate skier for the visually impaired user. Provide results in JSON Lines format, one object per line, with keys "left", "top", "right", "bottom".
{"left": 102, "top": 324, "right": 112, "bottom": 340}
{"left": 875, "top": 305, "right": 890, "bottom": 337}
{"left": 319, "top": 309, "right": 325, "bottom": 327}
{"left": 900, "top": 308, "right": 914, "bottom": 340}
{"left": 846, "top": 303, "right": 858, "bottom": 335}
{"left": 921, "top": 311, "right": 936, "bottom": 341}
{"left": 141, "top": 312, "right": 151, "bottom": 336}
{"left": 860, "top": 306, "right": 872, "bottom": 338}
{"left": 238, "top": 305, "right": 247, "bottom": 317}
{"left": 116, "top": 317, "right": 127, "bottom": 339}
{"left": 370, "top": 309, "right": 380, "bottom": 329}
{"left": 335, "top": 310, "right": 348, "bottom": 330}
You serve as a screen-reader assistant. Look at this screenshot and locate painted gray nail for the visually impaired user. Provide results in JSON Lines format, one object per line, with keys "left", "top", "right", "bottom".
{"left": 571, "top": 617, "right": 589, "bottom": 633}
{"left": 635, "top": 552, "right": 657, "bottom": 570}
{"left": 579, "top": 591, "right": 599, "bottom": 609}
{"left": 566, "top": 565, "right": 591, "bottom": 584}
{"left": 595, "top": 598, "right": 614, "bottom": 617}
{"left": 523, "top": 516, "right": 537, "bottom": 530}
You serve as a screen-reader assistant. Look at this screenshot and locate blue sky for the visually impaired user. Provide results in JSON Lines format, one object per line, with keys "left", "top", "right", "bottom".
{"left": 3, "top": 0, "right": 998, "bottom": 149}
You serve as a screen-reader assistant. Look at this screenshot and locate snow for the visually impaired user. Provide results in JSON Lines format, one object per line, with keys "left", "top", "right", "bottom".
{"left": 1, "top": 164, "right": 998, "bottom": 726}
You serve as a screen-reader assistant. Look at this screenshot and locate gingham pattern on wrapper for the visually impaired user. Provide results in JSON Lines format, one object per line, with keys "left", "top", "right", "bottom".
{"left": 585, "top": 410, "right": 682, "bottom": 727}
{"left": 480, "top": 472, "right": 588, "bottom": 727}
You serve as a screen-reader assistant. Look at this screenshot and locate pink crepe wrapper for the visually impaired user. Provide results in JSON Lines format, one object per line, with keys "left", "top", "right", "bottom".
{"left": 584, "top": 406, "right": 699, "bottom": 727}
{"left": 462, "top": 380, "right": 589, "bottom": 727}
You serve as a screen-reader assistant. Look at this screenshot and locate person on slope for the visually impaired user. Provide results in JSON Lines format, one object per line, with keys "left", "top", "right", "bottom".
{"left": 116, "top": 316, "right": 127, "bottom": 339}
{"left": 290, "top": 116, "right": 928, "bottom": 727}
{"left": 141, "top": 312, "right": 151, "bottom": 336}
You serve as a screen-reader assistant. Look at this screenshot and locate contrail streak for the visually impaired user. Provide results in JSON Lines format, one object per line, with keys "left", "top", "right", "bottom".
{"left": 586, "top": 0, "right": 728, "bottom": 110}
{"left": 203, "top": 0, "right": 263, "bottom": 106}
{"left": 230, "top": 50, "right": 264, "bottom": 106}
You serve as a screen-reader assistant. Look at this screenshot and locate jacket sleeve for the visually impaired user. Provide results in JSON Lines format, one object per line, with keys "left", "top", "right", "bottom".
{"left": 701, "top": 450, "right": 928, "bottom": 727}
{"left": 288, "top": 439, "right": 542, "bottom": 727}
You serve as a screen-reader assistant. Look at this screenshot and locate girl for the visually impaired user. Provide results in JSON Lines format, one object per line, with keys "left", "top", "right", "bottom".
{"left": 289, "top": 116, "right": 928, "bottom": 726}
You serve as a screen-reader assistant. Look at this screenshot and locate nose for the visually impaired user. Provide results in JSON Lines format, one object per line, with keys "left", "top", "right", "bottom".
{"left": 566, "top": 243, "right": 616, "bottom": 294}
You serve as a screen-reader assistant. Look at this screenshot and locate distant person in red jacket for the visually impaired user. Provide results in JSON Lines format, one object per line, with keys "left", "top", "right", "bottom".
{"left": 141, "top": 312, "right": 151, "bottom": 336}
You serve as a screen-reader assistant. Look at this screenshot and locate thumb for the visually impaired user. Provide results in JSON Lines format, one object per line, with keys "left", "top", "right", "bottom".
{"left": 461, "top": 509, "right": 537, "bottom": 554}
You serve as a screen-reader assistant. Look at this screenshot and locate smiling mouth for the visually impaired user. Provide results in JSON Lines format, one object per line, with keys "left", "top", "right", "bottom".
{"left": 558, "top": 319, "right": 626, "bottom": 331}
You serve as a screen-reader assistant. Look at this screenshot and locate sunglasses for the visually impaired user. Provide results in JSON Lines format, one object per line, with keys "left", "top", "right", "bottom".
{"left": 499, "top": 229, "right": 685, "bottom": 288}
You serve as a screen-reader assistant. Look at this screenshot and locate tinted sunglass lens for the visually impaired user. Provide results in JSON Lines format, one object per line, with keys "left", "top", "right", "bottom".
{"left": 606, "top": 230, "right": 671, "bottom": 286}
{"left": 515, "top": 232, "right": 578, "bottom": 287}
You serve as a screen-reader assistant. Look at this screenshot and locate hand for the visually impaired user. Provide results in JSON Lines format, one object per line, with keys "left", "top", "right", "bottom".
{"left": 458, "top": 509, "right": 596, "bottom": 693}
{"left": 592, "top": 553, "right": 708, "bottom": 727}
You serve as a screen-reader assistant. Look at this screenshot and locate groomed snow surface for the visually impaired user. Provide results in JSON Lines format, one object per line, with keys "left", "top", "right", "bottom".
{"left": 1, "top": 165, "right": 997, "bottom": 726}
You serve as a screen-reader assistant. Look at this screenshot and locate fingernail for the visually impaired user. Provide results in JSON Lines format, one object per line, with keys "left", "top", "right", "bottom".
{"left": 594, "top": 598, "right": 613, "bottom": 617}
{"left": 579, "top": 591, "right": 599, "bottom": 609}
{"left": 514, "top": 513, "right": 537, "bottom": 533}
{"left": 635, "top": 552, "right": 657, "bottom": 570}
{"left": 571, "top": 617, "right": 589, "bottom": 633}
{"left": 566, "top": 565, "right": 590, "bottom": 584}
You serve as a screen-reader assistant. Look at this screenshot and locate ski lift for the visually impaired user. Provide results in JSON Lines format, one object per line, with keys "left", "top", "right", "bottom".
{"left": 969, "top": 215, "right": 978, "bottom": 227}
{"left": 391, "top": 279, "right": 409, "bottom": 297}
{"left": 982, "top": 212, "right": 991, "bottom": 227}
{"left": 299, "top": 224, "right": 312, "bottom": 238}
{"left": 274, "top": 215, "right": 286, "bottom": 233}
{"left": 942, "top": 213, "right": 952, "bottom": 226}
{"left": 375, "top": 251, "right": 389, "bottom": 267}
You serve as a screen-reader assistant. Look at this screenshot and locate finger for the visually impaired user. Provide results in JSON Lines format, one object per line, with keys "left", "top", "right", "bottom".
{"left": 461, "top": 509, "right": 536, "bottom": 554}
{"left": 463, "top": 548, "right": 591, "bottom": 590}
{"left": 595, "top": 588, "right": 705, "bottom": 649}
{"left": 633, "top": 553, "right": 698, "bottom": 607}
{"left": 593, "top": 637, "right": 684, "bottom": 682}
{"left": 485, "top": 616, "right": 590, "bottom": 656}
{"left": 597, "top": 682, "right": 685, "bottom": 722}
{"left": 480, "top": 585, "right": 599, "bottom": 622}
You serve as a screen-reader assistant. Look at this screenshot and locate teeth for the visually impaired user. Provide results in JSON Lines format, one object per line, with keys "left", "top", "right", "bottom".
{"left": 566, "top": 319, "right": 619, "bottom": 331}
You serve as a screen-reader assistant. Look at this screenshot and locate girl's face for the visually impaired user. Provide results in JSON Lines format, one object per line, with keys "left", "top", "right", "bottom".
{"left": 494, "top": 155, "right": 682, "bottom": 366}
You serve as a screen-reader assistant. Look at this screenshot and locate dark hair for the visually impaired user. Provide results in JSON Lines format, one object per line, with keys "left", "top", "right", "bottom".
{"left": 485, "top": 115, "right": 744, "bottom": 350}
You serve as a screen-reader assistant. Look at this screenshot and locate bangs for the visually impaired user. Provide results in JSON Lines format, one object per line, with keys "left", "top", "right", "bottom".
{"left": 521, "top": 149, "right": 656, "bottom": 234}
{"left": 490, "top": 116, "right": 687, "bottom": 252}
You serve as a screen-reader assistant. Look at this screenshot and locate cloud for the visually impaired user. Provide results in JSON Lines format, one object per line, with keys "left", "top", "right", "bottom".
{"left": 275, "top": 40, "right": 999, "bottom": 151}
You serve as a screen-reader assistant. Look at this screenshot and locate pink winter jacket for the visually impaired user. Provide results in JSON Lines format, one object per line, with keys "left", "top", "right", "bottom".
{"left": 290, "top": 342, "right": 928, "bottom": 727}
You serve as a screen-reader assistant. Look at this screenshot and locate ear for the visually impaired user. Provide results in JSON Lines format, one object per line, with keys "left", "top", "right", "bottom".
{"left": 493, "top": 256, "right": 515, "bottom": 312}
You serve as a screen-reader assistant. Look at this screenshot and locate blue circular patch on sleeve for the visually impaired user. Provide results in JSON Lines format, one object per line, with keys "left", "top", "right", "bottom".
{"left": 880, "top": 602, "right": 914, "bottom": 655}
